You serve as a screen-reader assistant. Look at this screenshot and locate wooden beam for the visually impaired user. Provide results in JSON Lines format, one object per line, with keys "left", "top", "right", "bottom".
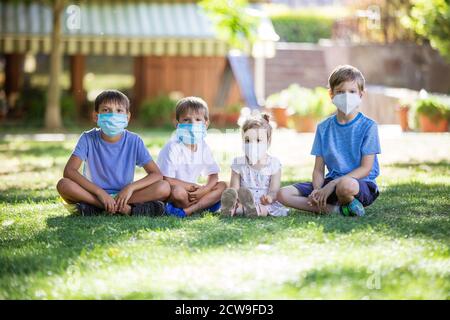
{"left": 4, "top": 53, "right": 24, "bottom": 98}
{"left": 70, "top": 54, "right": 86, "bottom": 118}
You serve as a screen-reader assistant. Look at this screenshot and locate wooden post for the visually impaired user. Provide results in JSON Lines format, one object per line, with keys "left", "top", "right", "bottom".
{"left": 45, "top": 0, "right": 64, "bottom": 130}
{"left": 70, "top": 54, "right": 86, "bottom": 118}
{"left": 133, "top": 56, "right": 144, "bottom": 113}
{"left": 4, "top": 53, "right": 25, "bottom": 107}
{"left": 214, "top": 59, "right": 233, "bottom": 108}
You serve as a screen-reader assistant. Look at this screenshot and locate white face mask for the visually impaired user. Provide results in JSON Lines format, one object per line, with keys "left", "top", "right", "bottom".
{"left": 244, "top": 142, "right": 267, "bottom": 165}
{"left": 332, "top": 92, "right": 361, "bottom": 115}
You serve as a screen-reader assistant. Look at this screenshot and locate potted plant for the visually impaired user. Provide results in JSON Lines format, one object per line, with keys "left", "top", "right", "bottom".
{"left": 139, "top": 95, "right": 177, "bottom": 128}
{"left": 312, "top": 86, "right": 336, "bottom": 121}
{"left": 283, "top": 85, "right": 334, "bottom": 132}
{"left": 210, "top": 109, "right": 227, "bottom": 128}
{"left": 266, "top": 92, "right": 289, "bottom": 128}
{"left": 224, "top": 103, "right": 242, "bottom": 126}
{"left": 395, "top": 102, "right": 411, "bottom": 132}
{"left": 415, "top": 98, "right": 449, "bottom": 132}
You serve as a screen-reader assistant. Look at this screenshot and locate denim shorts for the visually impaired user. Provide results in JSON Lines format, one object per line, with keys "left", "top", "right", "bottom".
{"left": 293, "top": 178, "right": 379, "bottom": 207}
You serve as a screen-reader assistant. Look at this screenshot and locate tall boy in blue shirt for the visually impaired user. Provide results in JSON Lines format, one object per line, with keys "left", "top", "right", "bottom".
{"left": 57, "top": 90, "right": 170, "bottom": 216}
{"left": 278, "top": 65, "right": 381, "bottom": 217}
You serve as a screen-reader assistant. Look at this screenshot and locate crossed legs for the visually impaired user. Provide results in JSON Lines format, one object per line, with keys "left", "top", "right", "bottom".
{"left": 56, "top": 178, "right": 171, "bottom": 214}
{"left": 169, "top": 181, "right": 227, "bottom": 216}
{"left": 277, "top": 177, "right": 359, "bottom": 213}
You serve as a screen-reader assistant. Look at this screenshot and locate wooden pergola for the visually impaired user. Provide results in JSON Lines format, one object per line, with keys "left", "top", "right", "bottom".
{"left": 1, "top": 1, "right": 277, "bottom": 115}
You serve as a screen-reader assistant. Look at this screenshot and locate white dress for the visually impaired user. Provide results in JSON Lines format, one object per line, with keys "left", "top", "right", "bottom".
{"left": 231, "top": 155, "right": 289, "bottom": 217}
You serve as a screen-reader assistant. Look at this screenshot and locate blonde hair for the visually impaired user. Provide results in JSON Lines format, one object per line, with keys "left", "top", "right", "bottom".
{"left": 328, "top": 65, "right": 365, "bottom": 93}
{"left": 241, "top": 113, "right": 272, "bottom": 143}
{"left": 175, "top": 96, "right": 209, "bottom": 121}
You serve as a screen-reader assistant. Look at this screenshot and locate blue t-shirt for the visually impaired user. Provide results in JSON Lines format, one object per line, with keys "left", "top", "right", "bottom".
{"left": 311, "top": 112, "right": 381, "bottom": 185}
{"left": 72, "top": 128, "right": 152, "bottom": 194}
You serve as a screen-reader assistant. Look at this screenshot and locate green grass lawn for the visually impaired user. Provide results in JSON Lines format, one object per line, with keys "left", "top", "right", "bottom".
{"left": 0, "top": 133, "right": 449, "bottom": 299}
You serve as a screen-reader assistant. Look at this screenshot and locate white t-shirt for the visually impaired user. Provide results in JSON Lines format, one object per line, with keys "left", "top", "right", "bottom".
{"left": 157, "top": 138, "right": 220, "bottom": 184}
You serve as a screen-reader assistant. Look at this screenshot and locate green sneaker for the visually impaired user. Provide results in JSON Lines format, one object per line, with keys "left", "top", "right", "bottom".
{"left": 340, "top": 199, "right": 365, "bottom": 217}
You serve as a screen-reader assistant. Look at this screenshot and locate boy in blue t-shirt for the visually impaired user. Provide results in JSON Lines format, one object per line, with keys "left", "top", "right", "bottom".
{"left": 57, "top": 90, "right": 170, "bottom": 216}
{"left": 278, "top": 65, "right": 381, "bottom": 217}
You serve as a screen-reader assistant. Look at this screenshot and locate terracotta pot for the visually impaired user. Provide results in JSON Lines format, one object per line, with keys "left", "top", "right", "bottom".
{"left": 396, "top": 105, "right": 410, "bottom": 132}
{"left": 210, "top": 112, "right": 227, "bottom": 128}
{"left": 291, "top": 114, "right": 318, "bottom": 133}
{"left": 226, "top": 112, "right": 240, "bottom": 126}
{"left": 271, "top": 107, "right": 288, "bottom": 128}
{"left": 418, "top": 114, "right": 448, "bottom": 132}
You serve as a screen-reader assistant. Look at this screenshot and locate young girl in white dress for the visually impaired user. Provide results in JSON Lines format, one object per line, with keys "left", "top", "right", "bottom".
{"left": 221, "top": 113, "right": 288, "bottom": 217}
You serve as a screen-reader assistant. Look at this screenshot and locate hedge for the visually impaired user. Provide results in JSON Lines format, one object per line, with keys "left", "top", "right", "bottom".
{"left": 271, "top": 12, "right": 335, "bottom": 43}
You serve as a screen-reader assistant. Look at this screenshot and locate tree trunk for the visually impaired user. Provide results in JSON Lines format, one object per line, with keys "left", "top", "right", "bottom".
{"left": 45, "top": 0, "right": 63, "bottom": 131}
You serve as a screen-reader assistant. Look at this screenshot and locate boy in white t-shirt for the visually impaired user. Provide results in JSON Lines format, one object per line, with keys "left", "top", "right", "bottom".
{"left": 157, "top": 97, "right": 227, "bottom": 217}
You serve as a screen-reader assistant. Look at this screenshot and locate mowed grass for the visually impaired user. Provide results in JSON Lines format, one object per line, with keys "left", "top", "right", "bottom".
{"left": 0, "top": 132, "right": 449, "bottom": 299}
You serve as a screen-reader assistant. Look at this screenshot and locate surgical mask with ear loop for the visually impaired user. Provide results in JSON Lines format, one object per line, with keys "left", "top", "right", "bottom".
{"left": 97, "top": 113, "right": 128, "bottom": 137}
{"left": 332, "top": 92, "right": 361, "bottom": 115}
{"left": 176, "top": 123, "right": 206, "bottom": 145}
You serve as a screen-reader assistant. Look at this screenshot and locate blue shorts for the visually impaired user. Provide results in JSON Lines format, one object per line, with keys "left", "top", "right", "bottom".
{"left": 293, "top": 178, "right": 379, "bottom": 207}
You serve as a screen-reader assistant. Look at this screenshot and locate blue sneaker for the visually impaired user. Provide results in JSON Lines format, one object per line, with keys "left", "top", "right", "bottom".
{"left": 205, "top": 201, "right": 221, "bottom": 213}
{"left": 340, "top": 198, "right": 365, "bottom": 217}
{"left": 165, "top": 202, "right": 186, "bottom": 218}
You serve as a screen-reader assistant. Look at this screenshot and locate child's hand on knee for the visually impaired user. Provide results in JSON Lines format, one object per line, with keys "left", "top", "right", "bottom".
{"left": 315, "top": 184, "right": 334, "bottom": 211}
{"left": 307, "top": 189, "right": 320, "bottom": 207}
{"left": 96, "top": 190, "right": 117, "bottom": 213}
{"left": 116, "top": 186, "right": 133, "bottom": 212}
{"left": 187, "top": 184, "right": 201, "bottom": 192}
{"left": 188, "top": 186, "right": 207, "bottom": 202}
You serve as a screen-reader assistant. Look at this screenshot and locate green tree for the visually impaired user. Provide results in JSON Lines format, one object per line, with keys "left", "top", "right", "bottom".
{"left": 11, "top": 0, "right": 65, "bottom": 130}
{"left": 199, "top": 0, "right": 258, "bottom": 50}
{"left": 45, "top": 0, "right": 64, "bottom": 131}
{"left": 402, "top": 0, "right": 450, "bottom": 61}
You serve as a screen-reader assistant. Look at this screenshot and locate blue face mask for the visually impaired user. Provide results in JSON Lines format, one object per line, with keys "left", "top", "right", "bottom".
{"left": 176, "top": 123, "right": 206, "bottom": 145}
{"left": 97, "top": 113, "right": 128, "bottom": 137}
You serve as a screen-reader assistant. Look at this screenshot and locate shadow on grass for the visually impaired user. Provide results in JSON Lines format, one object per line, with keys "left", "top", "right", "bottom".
{"left": 384, "top": 160, "right": 450, "bottom": 169}
{"left": 157, "top": 179, "right": 450, "bottom": 248}
{"left": 282, "top": 179, "right": 450, "bottom": 241}
{"left": 0, "top": 188, "right": 60, "bottom": 203}
{"left": 2, "top": 143, "right": 72, "bottom": 158}
{"left": 1, "top": 176, "right": 448, "bottom": 278}
{"left": 0, "top": 214, "right": 186, "bottom": 276}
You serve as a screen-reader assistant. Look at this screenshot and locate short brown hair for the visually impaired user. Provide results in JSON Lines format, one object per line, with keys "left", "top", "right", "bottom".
{"left": 94, "top": 90, "right": 130, "bottom": 112}
{"left": 175, "top": 96, "right": 209, "bottom": 121}
{"left": 328, "top": 65, "right": 365, "bottom": 92}
{"left": 242, "top": 113, "right": 272, "bottom": 143}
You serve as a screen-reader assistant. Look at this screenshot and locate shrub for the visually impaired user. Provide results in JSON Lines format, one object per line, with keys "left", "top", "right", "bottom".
{"left": 139, "top": 95, "right": 177, "bottom": 127}
{"left": 18, "top": 88, "right": 46, "bottom": 125}
{"left": 60, "top": 93, "right": 77, "bottom": 126}
{"left": 225, "top": 103, "right": 242, "bottom": 114}
{"left": 271, "top": 12, "right": 334, "bottom": 43}
{"left": 18, "top": 89, "right": 78, "bottom": 126}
